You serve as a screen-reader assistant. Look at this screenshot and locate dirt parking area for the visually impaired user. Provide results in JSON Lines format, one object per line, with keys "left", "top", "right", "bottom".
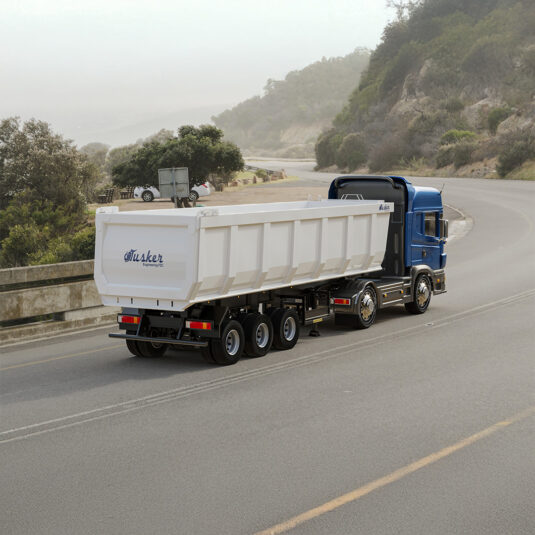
{"left": 94, "top": 180, "right": 329, "bottom": 212}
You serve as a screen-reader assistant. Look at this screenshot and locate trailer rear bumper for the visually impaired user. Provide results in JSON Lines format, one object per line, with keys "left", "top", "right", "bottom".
{"left": 109, "top": 333, "right": 208, "bottom": 348}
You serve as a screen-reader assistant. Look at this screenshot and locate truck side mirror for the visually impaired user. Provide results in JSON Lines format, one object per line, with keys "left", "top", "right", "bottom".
{"left": 440, "top": 219, "right": 448, "bottom": 240}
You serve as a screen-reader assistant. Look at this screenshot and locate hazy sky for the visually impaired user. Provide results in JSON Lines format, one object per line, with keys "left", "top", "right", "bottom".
{"left": 2, "top": 0, "right": 393, "bottom": 146}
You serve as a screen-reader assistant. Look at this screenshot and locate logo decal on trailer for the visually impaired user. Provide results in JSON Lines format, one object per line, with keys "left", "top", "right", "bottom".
{"left": 124, "top": 249, "right": 164, "bottom": 267}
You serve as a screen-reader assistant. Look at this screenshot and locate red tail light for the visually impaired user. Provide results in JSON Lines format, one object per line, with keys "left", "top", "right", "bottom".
{"left": 334, "top": 298, "right": 351, "bottom": 305}
{"left": 186, "top": 320, "right": 212, "bottom": 330}
{"left": 118, "top": 315, "right": 140, "bottom": 324}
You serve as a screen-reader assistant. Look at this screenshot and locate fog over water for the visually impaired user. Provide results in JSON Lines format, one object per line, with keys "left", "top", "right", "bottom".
{"left": 2, "top": 0, "right": 392, "bottom": 147}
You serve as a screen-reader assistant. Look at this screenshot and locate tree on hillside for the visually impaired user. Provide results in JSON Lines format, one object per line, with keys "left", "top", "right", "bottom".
{"left": 111, "top": 125, "right": 243, "bottom": 189}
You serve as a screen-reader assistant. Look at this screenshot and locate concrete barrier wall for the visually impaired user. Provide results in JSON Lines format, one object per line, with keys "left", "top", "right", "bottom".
{"left": 0, "top": 260, "right": 105, "bottom": 323}
{"left": 0, "top": 259, "right": 95, "bottom": 287}
{"left": 1, "top": 280, "right": 102, "bottom": 322}
{"left": 0, "top": 260, "right": 119, "bottom": 346}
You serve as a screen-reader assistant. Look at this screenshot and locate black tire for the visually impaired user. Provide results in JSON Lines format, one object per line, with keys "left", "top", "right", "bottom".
{"left": 271, "top": 308, "right": 300, "bottom": 350}
{"left": 405, "top": 274, "right": 432, "bottom": 314}
{"left": 354, "top": 284, "right": 377, "bottom": 329}
{"left": 242, "top": 313, "right": 273, "bottom": 357}
{"left": 188, "top": 190, "right": 199, "bottom": 202}
{"left": 135, "top": 339, "right": 168, "bottom": 357}
{"left": 209, "top": 319, "right": 244, "bottom": 365}
{"left": 141, "top": 190, "right": 154, "bottom": 202}
{"left": 126, "top": 339, "right": 144, "bottom": 358}
{"left": 201, "top": 345, "right": 217, "bottom": 364}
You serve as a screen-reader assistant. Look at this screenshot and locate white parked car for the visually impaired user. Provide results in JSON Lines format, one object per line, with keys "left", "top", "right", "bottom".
{"left": 134, "top": 183, "right": 211, "bottom": 202}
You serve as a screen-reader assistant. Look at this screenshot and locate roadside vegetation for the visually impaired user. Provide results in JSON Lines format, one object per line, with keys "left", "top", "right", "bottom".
{"left": 315, "top": 0, "right": 535, "bottom": 178}
{"left": 0, "top": 120, "right": 244, "bottom": 268}
{"left": 213, "top": 49, "right": 370, "bottom": 158}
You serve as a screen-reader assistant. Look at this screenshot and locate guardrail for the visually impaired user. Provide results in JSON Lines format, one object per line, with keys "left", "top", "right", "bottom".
{"left": 0, "top": 260, "right": 118, "bottom": 346}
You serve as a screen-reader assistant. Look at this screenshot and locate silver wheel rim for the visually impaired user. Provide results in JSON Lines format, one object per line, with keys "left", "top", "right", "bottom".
{"left": 416, "top": 279, "right": 430, "bottom": 307}
{"left": 225, "top": 329, "right": 240, "bottom": 356}
{"left": 283, "top": 316, "right": 296, "bottom": 341}
{"left": 360, "top": 291, "right": 375, "bottom": 321}
{"left": 143, "top": 193, "right": 151, "bottom": 201}
{"left": 255, "top": 323, "right": 269, "bottom": 348}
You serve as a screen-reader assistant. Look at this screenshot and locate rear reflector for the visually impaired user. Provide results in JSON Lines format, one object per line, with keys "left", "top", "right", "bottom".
{"left": 334, "top": 298, "right": 351, "bottom": 305}
{"left": 186, "top": 320, "right": 212, "bottom": 330}
{"left": 118, "top": 315, "right": 140, "bottom": 324}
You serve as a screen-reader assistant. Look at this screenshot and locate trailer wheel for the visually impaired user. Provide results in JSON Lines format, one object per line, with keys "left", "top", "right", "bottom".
{"left": 209, "top": 319, "right": 244, "bottom": 365}
{"left": 242, "top": 313, "right": 273, "bottom": 357}
{"left": 135, "top": 339, "right": 168, "bottom": 357}
{"left": 405, "top": 274, "right": 431, "bottom": 314}
{"left": 354, "top": 285, "right": 377, "bottom": 329}
{"left": 271, "top": 308, "right": 300, "bottom": 350}
{"left": 126, "top": 339, "right": 144, "bottom": 358}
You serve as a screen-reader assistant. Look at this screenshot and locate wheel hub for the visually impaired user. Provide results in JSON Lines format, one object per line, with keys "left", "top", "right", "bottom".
{"left": 283, "top": 317, "right": 296, "bottom": 341}
{"left": 225, "top": 329, "right": 240, "bottom": 356}
{"left": 360, "top": 292, "right": 375, "bottom": 321}
{"left": 416, "top": 281, "right": 430, "bottom": 306}
{"left": 255, "top": 323, "right": 269, "bottom": 348}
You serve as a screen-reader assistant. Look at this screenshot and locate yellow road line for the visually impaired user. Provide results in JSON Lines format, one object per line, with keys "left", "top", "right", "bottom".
{"left": 255, "top": 405, "right": 535, "bottom": 535}
{"left": 0, "top": 344, "right": 123, "bottom": 371}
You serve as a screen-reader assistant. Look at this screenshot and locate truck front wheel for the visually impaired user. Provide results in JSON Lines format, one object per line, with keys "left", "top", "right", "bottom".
{"left": 206, "top": 319, "right": 245, "bottom": 365}
{"left": 271, "top": 308, "right": 300, "bottom": 350}
{"left": 405, "top": 274, "right": 431, "bottom": 314}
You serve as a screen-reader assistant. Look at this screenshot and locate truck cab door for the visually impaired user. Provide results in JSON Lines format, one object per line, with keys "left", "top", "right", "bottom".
{"left": 410, "top": 211, "right": 442, "bottom": 269}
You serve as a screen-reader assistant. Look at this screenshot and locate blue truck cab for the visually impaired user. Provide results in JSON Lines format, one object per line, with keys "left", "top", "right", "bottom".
{"left": 328, "top": 175, "right": 447, "bottom": 316}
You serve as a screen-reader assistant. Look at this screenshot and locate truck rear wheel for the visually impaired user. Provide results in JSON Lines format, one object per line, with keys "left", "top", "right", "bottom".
{"left": 271, "top": 308, "right": 300, "bottom": 350}
{"left": 242, "top": 313, "right": 273, "bottom": 357}
{"left": 355, "top": 285, "right": 377, "bottom": 329}
{"left": 335, "top": 285, "right": 377, "bottom": 329}
{"left": 405, "top": 274, "right": 431, "bottom": 314}
{"left": 208, "top": 319, "right": 245, "bottom": 365}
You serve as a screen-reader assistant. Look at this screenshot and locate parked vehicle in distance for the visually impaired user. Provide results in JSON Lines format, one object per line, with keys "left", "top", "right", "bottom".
{"left": 134, "top": 183, "right": 211, "bottom": 202}
{"left": 95, "top": 175, "right": 447, "bottom": 365}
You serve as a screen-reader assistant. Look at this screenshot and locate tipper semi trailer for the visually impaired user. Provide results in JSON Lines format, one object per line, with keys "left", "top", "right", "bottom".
{"left": 94, "top": 175, "right": 448, "bottom": 365}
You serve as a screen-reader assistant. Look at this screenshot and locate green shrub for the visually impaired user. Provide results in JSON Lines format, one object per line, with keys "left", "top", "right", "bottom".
{"left": 255, "top": 169, "right": 268, "bottom": 180}
{"left": 368, "top": 134, "right": 408, "bottom": 172}
{"left": 440, "top": 129, "right": 476, "bottom": 145}
{"left": 436, "top": 145, "right": 455, "bottom": 168}
{"left": 453, "top": 142, "right": 477, "bottom": 168}
{"left": 70, "top": 226, "right": 96, "bottom": 260}
{"left": 29, "top": 237, "right": 73, "bottom": 265}
{"left": 496, "top": 137, "right": 535, "bottom": 177}
{"left": 315, "top": 130, "right": 343, "bottom": 168}
{"left": 442, "top": 98, "right": 464, "bottom": 113}
{"left": 335, "top": 133, "right": 368, "bottom": 170}
{"left": 0, "top": 223, "right": 48, "bottom": 268}
{"left": 487, "top": 107, "right": 511, "bottom": 135}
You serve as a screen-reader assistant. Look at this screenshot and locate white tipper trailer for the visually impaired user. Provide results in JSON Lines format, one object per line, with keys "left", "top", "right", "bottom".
{"left": 95, "top": 175, "right": 447, "bottom": 365}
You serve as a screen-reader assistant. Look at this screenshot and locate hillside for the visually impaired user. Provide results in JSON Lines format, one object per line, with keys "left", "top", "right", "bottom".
{"left": 212, "top": 49, "right": 370, "bottom": 158}
{"left": 316, "top": 0, "right": 535, "bottom": 178}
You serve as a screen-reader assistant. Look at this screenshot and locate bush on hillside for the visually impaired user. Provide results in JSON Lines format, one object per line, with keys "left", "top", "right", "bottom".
{"left": 453, "top": 142, "right": 477, "bottom": 168}
{"left": 335, "top": 134, "right": 368, "bottom": 170}
{"left": 440, "top": 129, "right": 476, "bottom": 145}
{"left": 315, "top": 130, "right": 344, "bottom": 168}
{"left": 487, "top": 107, "right": 511, "bottom": 135}
{"left": 496, "top": 131, "right": 535, "bottom": 177}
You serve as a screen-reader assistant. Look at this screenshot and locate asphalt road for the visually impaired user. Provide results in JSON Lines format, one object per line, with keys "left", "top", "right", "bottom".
{"left": 1, "top": 166, "right": 534, "bottom": 535}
